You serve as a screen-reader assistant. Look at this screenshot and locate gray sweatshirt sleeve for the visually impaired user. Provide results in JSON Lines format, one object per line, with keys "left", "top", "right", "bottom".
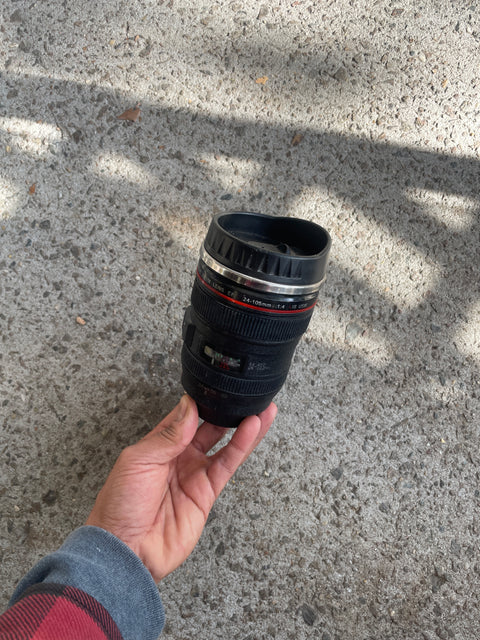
{"left": 9, "top": 526, "right": 165, "bottom": 640}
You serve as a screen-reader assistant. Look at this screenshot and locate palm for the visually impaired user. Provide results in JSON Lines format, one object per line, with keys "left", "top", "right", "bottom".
{"left": 87, "top": 397, "right": 276, "bottom": 582}
{"left": 140, "top": 448, "right": 217, "bottom": 580}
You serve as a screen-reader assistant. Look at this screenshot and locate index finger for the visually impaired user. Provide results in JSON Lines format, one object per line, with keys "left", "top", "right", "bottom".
{"left": 206, "top": 402, "right": 277, "bottom": 498}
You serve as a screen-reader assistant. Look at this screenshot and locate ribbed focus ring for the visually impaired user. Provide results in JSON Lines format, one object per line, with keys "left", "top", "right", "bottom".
{"left": 181, "top": 346, "right": 287, "bottom": 396}
{"left": 191, "top": 280, "right": 313, "bottom": 343}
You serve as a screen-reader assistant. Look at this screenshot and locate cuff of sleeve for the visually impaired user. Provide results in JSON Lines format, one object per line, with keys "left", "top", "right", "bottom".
{"left": 9, "top": 526, "right": 165, "bottom": 640}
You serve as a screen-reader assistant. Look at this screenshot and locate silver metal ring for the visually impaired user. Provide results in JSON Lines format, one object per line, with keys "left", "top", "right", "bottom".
{"left": 200, "top": 245, "right": 324, "bottom": 295}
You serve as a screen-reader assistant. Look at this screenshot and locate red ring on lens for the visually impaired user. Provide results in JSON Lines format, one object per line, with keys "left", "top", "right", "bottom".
{"left": 196, "top": 270, "right": 317, "bottom": 314}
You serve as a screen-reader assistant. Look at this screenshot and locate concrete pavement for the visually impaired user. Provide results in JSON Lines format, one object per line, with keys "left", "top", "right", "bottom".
{"left": 1, "top": 1, "right": 479, "bottom": 638}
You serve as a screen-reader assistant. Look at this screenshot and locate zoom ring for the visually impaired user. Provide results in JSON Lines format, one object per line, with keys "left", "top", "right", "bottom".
{"left": 192, "top": 280, "right": 313, "bottom": 343}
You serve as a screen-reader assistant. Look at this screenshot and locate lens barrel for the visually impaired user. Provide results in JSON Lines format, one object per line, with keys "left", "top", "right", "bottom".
{"left": 181, "top": 212, "right": 331, "bottom": 427}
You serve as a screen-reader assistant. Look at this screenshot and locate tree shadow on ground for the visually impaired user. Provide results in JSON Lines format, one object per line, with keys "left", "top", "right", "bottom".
{"left": 0, "top": 64, "right": 479, "bottom": 628}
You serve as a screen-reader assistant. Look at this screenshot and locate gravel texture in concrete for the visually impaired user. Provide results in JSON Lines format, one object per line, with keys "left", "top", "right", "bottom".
{"left": 1, "top": 1, "right": 479, "bottom": 638}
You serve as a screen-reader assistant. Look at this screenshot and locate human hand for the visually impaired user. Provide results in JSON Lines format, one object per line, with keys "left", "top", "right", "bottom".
{"left": 86, "top": 395, "right": 277, "bottom": 582}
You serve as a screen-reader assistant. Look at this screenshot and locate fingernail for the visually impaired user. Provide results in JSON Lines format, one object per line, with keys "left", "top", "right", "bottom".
{"left": 174, "top": 395, "right": 188, "bottom": 423}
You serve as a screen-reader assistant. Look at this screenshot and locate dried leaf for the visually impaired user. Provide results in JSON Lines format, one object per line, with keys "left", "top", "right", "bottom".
{"left": 255, "top": 76, "right": 268, "bottom": 85}
{"left": 29, "top": 183, "right": 36, "bottom": 195}
{"left": 76, "top": 316, "right": 86, "bottom": 326}
{"left": 117, "top": 105, "right": 141, "bottom": 122}
{"left": 291, "top": 133, "right": 304, "bottom": 146}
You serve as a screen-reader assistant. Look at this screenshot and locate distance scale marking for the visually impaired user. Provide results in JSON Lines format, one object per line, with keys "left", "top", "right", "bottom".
{"left": 204, "top": 345, "right": 242, "bottom": 372}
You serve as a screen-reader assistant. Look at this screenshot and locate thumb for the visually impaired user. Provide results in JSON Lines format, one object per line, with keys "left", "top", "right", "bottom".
{"left": 141, "top": 395, "right": 198, "bottom": 461}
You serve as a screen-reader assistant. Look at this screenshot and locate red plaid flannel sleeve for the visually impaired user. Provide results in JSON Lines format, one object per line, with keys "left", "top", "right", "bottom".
{"left": 0, "top": 583, "right": 123, "bottom": 640}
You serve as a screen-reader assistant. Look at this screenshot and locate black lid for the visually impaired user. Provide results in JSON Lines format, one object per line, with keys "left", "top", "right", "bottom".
{"left": 203, "top": 212, "right": 331, "bottom": 286}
